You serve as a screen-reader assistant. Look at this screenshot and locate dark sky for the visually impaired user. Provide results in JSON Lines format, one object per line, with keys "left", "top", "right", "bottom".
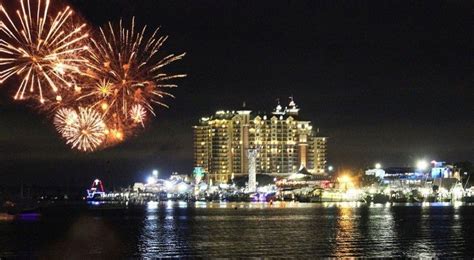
{"left": 0, "top": 0, "right": 472, "bottom": 187}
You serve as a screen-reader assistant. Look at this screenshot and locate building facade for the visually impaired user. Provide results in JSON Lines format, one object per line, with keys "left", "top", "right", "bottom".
{"left": 193, "top": 99, "right": 328, "bottom": 183}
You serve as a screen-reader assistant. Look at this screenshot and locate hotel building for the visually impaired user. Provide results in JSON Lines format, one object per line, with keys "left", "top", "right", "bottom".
{"left": 193, "top": 99, "right": 327, "bottom": 183}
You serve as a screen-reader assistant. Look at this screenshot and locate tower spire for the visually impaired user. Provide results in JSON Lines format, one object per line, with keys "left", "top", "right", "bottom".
{"left": 289, "top": 95, "right": 296, "bottom": 107}
{"left": 273, "top": 98, "right": 284, "bottom": 115}
{"left": 286, "top": 95, "right": 299, "bottom": 116}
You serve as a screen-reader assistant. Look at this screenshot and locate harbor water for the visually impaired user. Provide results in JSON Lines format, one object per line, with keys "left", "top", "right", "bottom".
{"left": 0, "top": 201, "right": 473, "bottom": 258}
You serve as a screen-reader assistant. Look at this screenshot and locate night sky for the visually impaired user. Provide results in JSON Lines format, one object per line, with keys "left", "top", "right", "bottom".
{"left": 0, "top": 0, "right": 472, "bottom": 187}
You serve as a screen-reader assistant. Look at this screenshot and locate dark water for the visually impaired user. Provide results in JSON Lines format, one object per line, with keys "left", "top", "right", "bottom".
{"left": 1, "top": 201, "right": 473, "bottom": 258}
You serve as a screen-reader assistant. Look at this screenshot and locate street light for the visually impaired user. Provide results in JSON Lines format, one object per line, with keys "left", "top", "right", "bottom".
{"left": 375, "top": 163, "right": 382, "bottom": 169}
{"left": 328, "top": 166, "right": 334, "bottom": 172}
{"left": 152, "top": 169, "right": 159, "bottom": 177}
{"left": 417, "top": 160, "right": 429, "bottom": 171}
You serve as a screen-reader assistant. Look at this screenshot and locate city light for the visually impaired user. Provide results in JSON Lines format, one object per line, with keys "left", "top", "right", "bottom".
{"left": 147, "top": 176, "right": 157, "bottom": 185}
{"left": 452, "top": 186, "right": 464, "bottom": 200}
{"left": 147, "top": 201, "right": 159, "bottom": 210}
{"left": 178, "top": 183, "right": 189, "bottom": 193}
{"left": 337, "top": 175, "right": 353, "bottom": 191}
{"left": 338, "top": 175, "right": 351, "bottom": 183}
{"left": 419, "top": 187, "right": 431, "bottom": 197}
{"left": 164, "top": 181, "right": 174, "bottom": 190}
{"left": 152, "top": 170, "right": 159, "bottom": 177}
{"left": 375, "top": 163, "right": 382, "bottom": 169}
{"left": 417, "top": 160, "right": 429, "bottom": 171}
{"left": 328, "top": 166, "right": 334, "bottom": 172}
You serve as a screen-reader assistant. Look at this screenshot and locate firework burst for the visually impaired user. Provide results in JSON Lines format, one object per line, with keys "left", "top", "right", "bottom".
{"left": 0, "top": 2, "right": 185, "bottom": 152}
{"left": 130, "top": 103, "right": 146, "bottom": 126}
{"left": 53, "top": 106, "right": 78, "bottom": 136}
{"left": 0, "top": 0, "right": 89, "bottom": 103}
{"left": 79, "top": 17, "right": 186, "bottom": 135}
{"left": 60, "top": 106, "right": 107, "bottom": 152}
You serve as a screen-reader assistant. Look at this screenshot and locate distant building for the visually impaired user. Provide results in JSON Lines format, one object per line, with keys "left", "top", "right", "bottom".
{"left": 365, "top": 160, "right": 460, "bottom": 186}
{"left": 382, "top": 167, "right": 423, "bottom": 185}
{"left": 430, "top": 161, "right": 456, "bottom": 179}
{"left": 365, "top": 168, "right": 385, "bottom": 179}
{"left": 193, "top": 98, "right": 328, "bottom": 184}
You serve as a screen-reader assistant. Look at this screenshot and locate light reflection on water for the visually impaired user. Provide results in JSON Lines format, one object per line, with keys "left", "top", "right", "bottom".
{"left": 0, "top": 202, "right": 473, "bottom": 257}
{"left": 140, "top": 202, "right": 186, "bottom": 257}
{"left": 132, "top": 201, "right": 474, "bottom": 258}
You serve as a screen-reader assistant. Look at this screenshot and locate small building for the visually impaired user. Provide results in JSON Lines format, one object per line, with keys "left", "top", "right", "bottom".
{"left": 365, "top": 168, "right": 385, "bottom": 179}
{"left": 365, "top": 161, "right": 460, "bottom": 188}
{"left": 430, "top": 161, "right": 455, "bottom": 179}
{"left": 383, "top": 167, "right": 424, "bottom": 185}
{"left": 276, "top": 167, "right": 332, "bottom": 190}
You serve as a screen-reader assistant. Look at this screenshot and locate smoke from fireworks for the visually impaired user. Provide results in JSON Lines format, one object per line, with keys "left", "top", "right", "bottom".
{"left": 0, "top": 0, "right": 89, "bottom": 103}
{"left": 0, "top": 2, "right": 185, "bottom": 152}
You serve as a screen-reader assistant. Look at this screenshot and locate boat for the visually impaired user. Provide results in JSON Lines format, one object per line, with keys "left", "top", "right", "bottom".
{"left": 1, "top": 199, "right": 41, "bottom": 220}
{"left": 372, "top": 193, "right": 390, "bottom": 204}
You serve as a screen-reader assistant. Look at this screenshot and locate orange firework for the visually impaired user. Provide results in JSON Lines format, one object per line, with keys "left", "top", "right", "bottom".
{"left": 79, "top": 17, "right": 186, "bottom": 138}
{"left": 0, "top": 0, "right": 89, "bottom": 104}
{"left": 0, "top": 3, "right": 185, "bottom": 152}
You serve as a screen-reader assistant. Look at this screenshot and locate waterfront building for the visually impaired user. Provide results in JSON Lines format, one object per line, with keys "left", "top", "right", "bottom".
{"left": 365, "top": 160, "right": 460, "bottom": 188}
{"left": 430, "top": 161, "right": 457, "bottom": 179}
{"left": 365, "top": 168, "right": 386, "bottom": 179}
{"left": 193, "top": 98, "right": 328, "bottom": 184}
{"left": 382, "top": 167, "right": 423, "bottom": 185}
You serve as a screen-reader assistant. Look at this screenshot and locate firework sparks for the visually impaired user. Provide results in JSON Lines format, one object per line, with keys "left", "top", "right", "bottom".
{"left": 53, "top": 107, "right": 78, "bottom": 136}
{"left": 0, "top": 0, "right": 89, "bottom": 103}
{"left": 0, "top": 3, "right": 185, "bottom": 152}
{"left": 96, "top": 79, "right": 112, "bottom": 97}
{"left": 80, "top": 17, "right": 185, "bottom": 131}
{"left": 61, "top": 106, "right": 107, "bottom": 152}
{"left": 130, "top": 103, "right": 146, "bottom": 126}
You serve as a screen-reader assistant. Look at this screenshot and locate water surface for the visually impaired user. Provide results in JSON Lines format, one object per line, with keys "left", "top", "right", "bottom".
{"left": 0, "top": 201, "right": 473, "bottom": 258}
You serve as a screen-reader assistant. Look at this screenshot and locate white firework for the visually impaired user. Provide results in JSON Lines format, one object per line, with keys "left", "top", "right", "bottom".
{"left": 53, "top": 107, "right": 78, "bottom": 136}
{"left": 63, "top": 107, "right": 107, "bottom": 152}
{"left": 130, "top": 104, "right": 146, "bottom": 126}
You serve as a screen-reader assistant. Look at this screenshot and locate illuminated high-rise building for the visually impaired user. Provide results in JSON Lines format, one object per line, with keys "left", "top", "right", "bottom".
{"left": 193, "top": 98, "right": 328, "bottom": 183}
